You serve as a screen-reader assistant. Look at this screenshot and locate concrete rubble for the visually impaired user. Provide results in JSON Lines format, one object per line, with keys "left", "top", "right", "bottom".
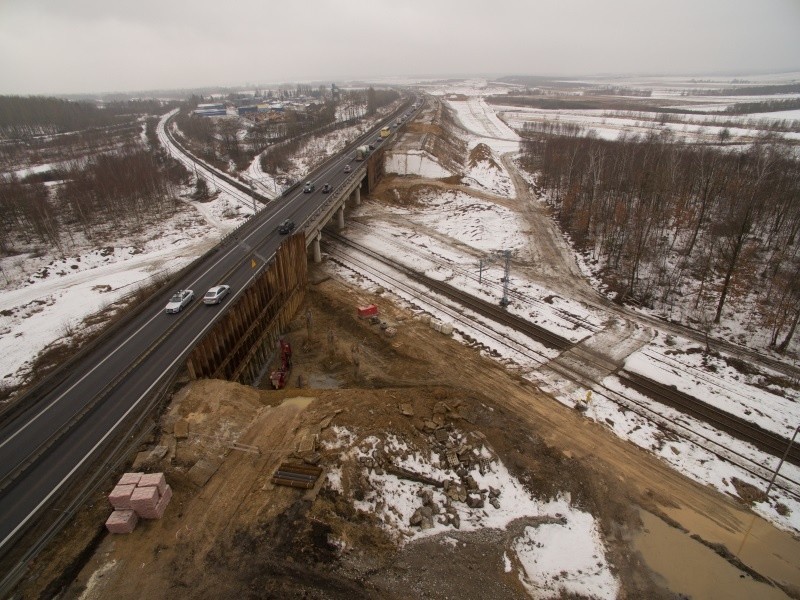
{"left": 359, "top": 403, "right": 503, "bottom": 533}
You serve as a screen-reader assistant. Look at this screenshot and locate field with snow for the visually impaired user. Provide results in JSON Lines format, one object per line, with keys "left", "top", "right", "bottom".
{"left": 335, "top": 75, "right": 800, "bottom": 536}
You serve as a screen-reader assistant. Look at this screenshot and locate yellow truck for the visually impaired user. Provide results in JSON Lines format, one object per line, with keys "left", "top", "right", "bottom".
{"left": 380, "top": 126, "right": 390, "bottom": 138}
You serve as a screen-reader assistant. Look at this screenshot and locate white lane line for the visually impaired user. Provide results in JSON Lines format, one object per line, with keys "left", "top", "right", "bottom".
{"left": 0, "top": 190, "right": 291, "bottom": 450}
{"left": 0, "top": 258, "right": 268, "bottom": 551}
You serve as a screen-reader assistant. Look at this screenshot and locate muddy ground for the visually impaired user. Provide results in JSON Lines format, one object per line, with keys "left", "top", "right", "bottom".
{"left": 12, "top": 271, "right": 800, "bottom": 600}
{"left": 10, "top": 97, "right": 800, "bottom": 600}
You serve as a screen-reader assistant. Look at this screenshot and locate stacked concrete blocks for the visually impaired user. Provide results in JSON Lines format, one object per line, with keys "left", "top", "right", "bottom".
{"left": 105, "top": 471, "right": 173, "bottom": 534}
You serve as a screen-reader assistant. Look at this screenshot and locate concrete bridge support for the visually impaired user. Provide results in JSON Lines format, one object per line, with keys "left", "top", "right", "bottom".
{"left": 351, "top": 186, "right": 361, "bottom": 206}
{"left": 313, "top": 232, "right": 322, "bottom": 263}
{"left": 337, "top": 205, "right": 345, "bottom": 228}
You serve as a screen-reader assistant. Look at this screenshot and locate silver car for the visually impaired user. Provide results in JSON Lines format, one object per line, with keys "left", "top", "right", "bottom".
{"left": 165, "top": 289, "right": 194, "bottom": 314}
{"left": 203, "top": 285, "right": 231, "bottom": 305}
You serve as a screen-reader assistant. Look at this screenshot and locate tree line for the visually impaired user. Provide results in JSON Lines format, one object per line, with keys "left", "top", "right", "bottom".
{"left": 0, "top": 96, "right": 172, "bottom": 139}
{"left": 0, "top": 148, "right": 190, "bottom": 255}
{"left": 519, "top": 132, "right": 800, "bottom": 351}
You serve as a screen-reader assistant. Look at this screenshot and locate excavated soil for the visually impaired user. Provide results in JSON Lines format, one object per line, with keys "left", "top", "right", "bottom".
{"left": 12, "top": 274, "right": 800, "bottom": 600}
{"left": 11, "top": 98, "right": 800, "bottom": 600}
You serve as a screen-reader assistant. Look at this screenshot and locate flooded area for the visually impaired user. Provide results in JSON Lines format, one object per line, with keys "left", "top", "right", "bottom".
{"left": 634, "top": 510, "right": 791, "bottom": 600}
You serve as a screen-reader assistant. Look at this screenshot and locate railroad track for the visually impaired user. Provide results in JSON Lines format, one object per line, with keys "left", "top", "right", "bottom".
{"left": 619, "top": 371, "right": 800, "bottom": 468}
{"left": 325, "top": 231, "right": 800, "bottom": 498}
{"left": 326, "top": 231, "right": 572, "bottom": 351}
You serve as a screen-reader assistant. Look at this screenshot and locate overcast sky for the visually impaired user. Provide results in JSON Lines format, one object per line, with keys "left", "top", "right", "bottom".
{"left": 1, "top": 0, "right": 798, "bottom": 95}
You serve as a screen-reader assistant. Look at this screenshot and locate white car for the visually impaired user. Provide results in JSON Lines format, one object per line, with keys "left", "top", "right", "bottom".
{"left": 165, "top": 289, "right": 194, "bottom": 314}
{"left": 344, "top": 165, "right": 351, "bottom": 173}
{"left": 203, "top": 285, "right": 231, "bottom": 305}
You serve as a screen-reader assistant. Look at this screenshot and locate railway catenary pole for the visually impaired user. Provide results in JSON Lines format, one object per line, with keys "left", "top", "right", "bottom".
{"left": 736, "top": 423, "right": 800, "bottom": 558}
{"left": 500, "top": 250, "right": 511, "bottom": 308}
{"left": 764, "top": 424, "right": 800, "bottom": 499}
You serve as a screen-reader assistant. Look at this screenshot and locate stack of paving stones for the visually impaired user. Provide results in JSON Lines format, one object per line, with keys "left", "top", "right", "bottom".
{"left": 105, "top": 472, "right": 173, "bottom": 534}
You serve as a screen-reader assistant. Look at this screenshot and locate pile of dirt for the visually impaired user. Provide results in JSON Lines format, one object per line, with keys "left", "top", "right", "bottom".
{"left": 467, "top": 142, "right": 501, "bottom": 171}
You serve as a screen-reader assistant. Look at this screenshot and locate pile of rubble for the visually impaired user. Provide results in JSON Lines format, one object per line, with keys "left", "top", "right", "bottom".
{"left": 105, "top": 472, "right": 173, "bottom": 534}
{"left": 357, "top": 400, "right": 504, "bottom": 532}
{"left": 406, "top": 425, "right": 502, "bottom": 531}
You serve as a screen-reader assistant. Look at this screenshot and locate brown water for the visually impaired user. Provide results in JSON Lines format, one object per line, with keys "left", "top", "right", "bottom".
{"left": 634, "top": 510, "right": 791, "bottom": 600}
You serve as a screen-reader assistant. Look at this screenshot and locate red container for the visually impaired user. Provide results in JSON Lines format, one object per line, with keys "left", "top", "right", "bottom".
{"left": 357, "top": 304, "right": 378, "bottom": 318}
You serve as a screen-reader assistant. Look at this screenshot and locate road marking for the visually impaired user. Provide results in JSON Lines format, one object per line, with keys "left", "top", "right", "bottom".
{"left": 0, "top": 261, "right": 266, "bottom": 551}
{"left": 0, "top": 183, "right": 292, "bottom": 451}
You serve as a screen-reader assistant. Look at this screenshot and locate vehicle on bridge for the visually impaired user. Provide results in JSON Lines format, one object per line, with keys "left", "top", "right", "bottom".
{"left": 355, "top": 145, "right": 370, "bottom": 160}
{"left": 322, "top": 183, "right": 332, "bottom": 193}
{"left": 165, "top": 289, "right": 194, "bottom": 314}
{"left": 380, "top": 127, "right": 390, "bottom": 138}
{"left": 344, "top": 164, "right": 351, "bottom": 173}
{"left": 303, "top": 181, "right": 315, "bottom": 193}
{"left": 203, "top": 285, "right": 230, "bottom": 305}
{"left": 278, "top": 219, "right": 295, "bottom": 234}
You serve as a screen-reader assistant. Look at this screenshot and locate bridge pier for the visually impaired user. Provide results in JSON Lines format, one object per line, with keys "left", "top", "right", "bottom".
{"left": 351, "top": 186, "right": 361, "bottom": 206}
{"left": 337, "top": 205, "right": 345, "bottom": 229}
{"left": 313, "top": 232, "right": 322, "bottom": 263}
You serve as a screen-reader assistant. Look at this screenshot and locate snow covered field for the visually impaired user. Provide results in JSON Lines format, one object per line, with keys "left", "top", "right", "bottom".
{"left": 330, "top": 76, "right": 800, "bottom": 536}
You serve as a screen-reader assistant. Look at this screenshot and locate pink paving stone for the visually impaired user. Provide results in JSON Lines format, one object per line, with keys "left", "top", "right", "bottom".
{"left": 105, "top": 509, "right": 138, "bottom": 534}
{"left": 117, "top": 472, "right": 144, "bottom": 486}
{"left": 130, "top": 484, "right": 159, "bottom": 517}
{"left": 138, "top": 472, "right": 167, "bottom": 495}
{"left": 108, "top": 484, "right": 136, "bottom": 510}
{"left": 141, "top": 485, "right": 173, "bottom": 520}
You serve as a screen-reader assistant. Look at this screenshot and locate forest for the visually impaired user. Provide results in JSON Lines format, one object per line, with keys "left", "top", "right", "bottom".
{"left": 0, "top": 95, "right": 169, "bottom": 138}
{"left": 0, "top": 148, "right": 189, "bottom": 255}
{"left": 519, "top": 131, "right": 800, "bottom": 351}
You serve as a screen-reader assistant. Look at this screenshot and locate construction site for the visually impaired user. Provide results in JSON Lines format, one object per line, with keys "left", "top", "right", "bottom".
{"left": 7, "top": 90, "right": 800, "bottom": 600}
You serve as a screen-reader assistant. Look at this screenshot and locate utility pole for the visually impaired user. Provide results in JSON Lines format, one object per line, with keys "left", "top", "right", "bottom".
{"left": 500, "top": 250, "right": 511, "bottom": 308}
{"left": 764, "top": 424, "right": 800, "bottom": 499}
{"left": 737, "top": 423, "right": 799, "bottom": 558}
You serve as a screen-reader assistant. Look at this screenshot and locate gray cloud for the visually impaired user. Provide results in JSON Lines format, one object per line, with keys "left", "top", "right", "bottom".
{"left": 0, "top": 0, "right": 798, "bottom": 95}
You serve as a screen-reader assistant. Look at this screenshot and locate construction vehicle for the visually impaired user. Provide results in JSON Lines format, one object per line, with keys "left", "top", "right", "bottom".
{"left": 269, "top": 339, "right": 293, "bottom": 389}
{"left": 380, "top": 126, "right": 390, "bottom": 138}
{"left": 355, "top": 145, "right": 370, "bottom": 160}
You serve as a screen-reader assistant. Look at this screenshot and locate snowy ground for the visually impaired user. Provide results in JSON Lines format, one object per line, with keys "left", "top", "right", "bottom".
{"left": 335, "top": 195, "right": 800, "bottom": 534}
{"left": 329, "top": 77, "right": 800, "bottom": 535}
{"left": 324, "top": 426, "right": 619, "bottom": 600}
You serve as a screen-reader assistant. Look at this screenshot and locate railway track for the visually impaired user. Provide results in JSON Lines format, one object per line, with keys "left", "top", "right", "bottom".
{"left": 619, "top": 371, "right": 800, "bottom": 468}
{"left": 325, "top": 231, "right": 800, "bottom": 498}
{"left": 326, "top": 231, "right": 572, "bottom": 351}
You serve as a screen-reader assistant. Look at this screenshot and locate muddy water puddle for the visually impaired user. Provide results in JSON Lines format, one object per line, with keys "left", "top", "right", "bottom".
{"left": 634, "top": 510, "right": 790, "bottom": 600}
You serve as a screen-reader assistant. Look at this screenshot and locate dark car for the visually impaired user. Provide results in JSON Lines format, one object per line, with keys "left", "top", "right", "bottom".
{"left": 303, "top": 181, "right": 315, "bottom": 193}
{"left": 278, "top": 219, "right": 295, "bottom": 234}
{"left": 322, "top": 183, "right": 332, "bottom": 193}
{"left": 368, "top": 144, "right": 375, "bottom": 150}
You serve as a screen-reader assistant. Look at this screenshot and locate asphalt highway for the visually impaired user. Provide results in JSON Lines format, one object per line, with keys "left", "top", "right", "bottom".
{"left": 0, "top": 98, "right": 418, "bottom": 559}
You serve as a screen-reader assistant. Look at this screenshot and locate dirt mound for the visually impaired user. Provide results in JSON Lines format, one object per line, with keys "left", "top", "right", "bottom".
{"left": 467, "top": 142, "right": 501, "bottom": 170}
{"left": 370, "top": 179, "right": 441, "bottom": 207}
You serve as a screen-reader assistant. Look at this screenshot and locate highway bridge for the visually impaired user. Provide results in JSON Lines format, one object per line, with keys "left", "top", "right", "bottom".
{"left": 0, "top": 96, "right": 419, "bottom": 587}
